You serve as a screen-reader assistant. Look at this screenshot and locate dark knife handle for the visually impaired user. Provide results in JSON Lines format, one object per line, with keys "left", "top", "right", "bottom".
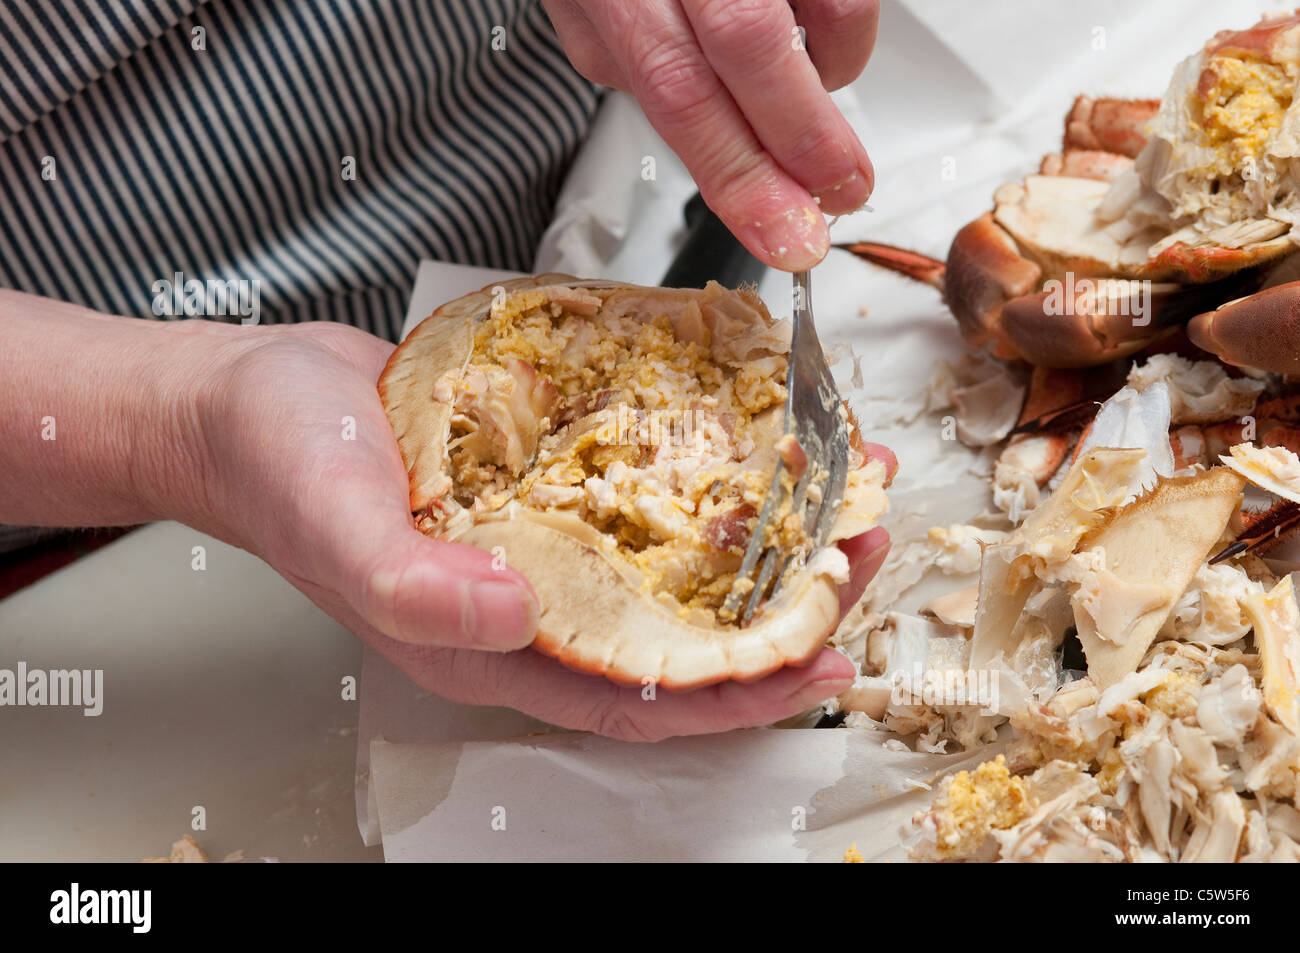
{"left": 660, "top": 192, "right": 767, "bottom": 289}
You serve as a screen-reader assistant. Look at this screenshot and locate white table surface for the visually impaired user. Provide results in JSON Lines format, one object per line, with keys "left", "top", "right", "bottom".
{"left": 0, "top": 522, "right": 381, "bottom": 862}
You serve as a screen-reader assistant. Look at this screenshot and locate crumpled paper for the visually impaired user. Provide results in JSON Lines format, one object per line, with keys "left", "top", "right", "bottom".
{"left": 357, "top": 0, "right": 1280, "bottom": 860}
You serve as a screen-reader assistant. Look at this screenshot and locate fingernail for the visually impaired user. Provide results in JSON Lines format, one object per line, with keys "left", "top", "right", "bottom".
{"left": 755, "top": 205, "right": 829, "bottom": 271}
{"left": 813, "top": 170, "right": 871, "bottom": 215}
{"left": 793, "top": 676, "right": 854, "bottom": 710}
{"left": 464, "top": 581, "right": 539, "bottom": 650}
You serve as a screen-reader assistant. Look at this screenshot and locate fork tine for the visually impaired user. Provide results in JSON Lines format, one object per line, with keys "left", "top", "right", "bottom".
{"left": 769, "top": 464, "right": 823, "bottom": 600}
{"left": 811, "top": 455, "right": 847, "bottom": 540}
{"left": 743, "top": 546, "right": 784, "bottom": 621}
{"left": 724, "top": 266, "right": 854, "bottom": 623}
{"left": 721, "top": 461, "right": 787, "bottom": 620}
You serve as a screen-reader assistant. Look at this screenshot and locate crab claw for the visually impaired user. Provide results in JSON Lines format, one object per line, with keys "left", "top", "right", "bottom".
{"left": 1188, "top": 280, "right": 1300, "bottom": 374}
{"left": 998, "top": 281, "right": 1175, "bottom": 368}
{"left": 944, "top": 213, "right": 1042, "bottom": 358}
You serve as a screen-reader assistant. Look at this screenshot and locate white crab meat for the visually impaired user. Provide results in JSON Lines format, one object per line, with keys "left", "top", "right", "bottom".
{"left": 1075, "top": 383, "right": 1173, "bottom": 488}
{"left": 1162, "top": 562, "right": 1262, "bottom": 646}
{"left": 926, "top": 524, "right": 1010, "bottom": 575}
{"left": 1196, "top": 664, "right": 1261, "bottom": 747}
{"left": 1127, "top": 354, "right": 1264, "bottom": 425}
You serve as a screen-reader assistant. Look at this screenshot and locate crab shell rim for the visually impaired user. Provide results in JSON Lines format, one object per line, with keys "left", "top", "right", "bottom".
{"left": 377, "top": 273, "right": 880, "bottom": 692}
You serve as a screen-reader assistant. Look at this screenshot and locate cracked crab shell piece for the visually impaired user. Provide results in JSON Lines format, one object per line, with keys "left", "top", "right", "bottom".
{"left": 1220, "top": 442, "right": 1300, "bottom": 503}
{"left": 378, "top": 274, "right": 887, "bottom": 690}
{"left": 970, "top": 448, "right": 1148, "bottom": 670}
{"left": 921, "top": 585, "right": 980, "bottom": 628}
{"left": 994, "top": 175, "right": 1149, "bottom": 278}
{"left": 1243, "top": 575, "right": 1300, "bottom": 736}
{"left": 1073, "top": 467, "right": 1244, "bottom": 689}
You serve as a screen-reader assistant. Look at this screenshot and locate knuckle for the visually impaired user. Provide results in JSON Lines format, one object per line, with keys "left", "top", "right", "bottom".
{"left": 693, "top": 0, "right": 787, "bottom": 56}
{"left": 635, "top": 33, "right": 716, "bottom": 118}
{"left": 784, "top": 126, "right": 856, "bottom": 181}
{"left": 812, "top": 0, "right": 878, "bottom": 29}
{"left": 433, "top": 647, "right": 499, "bottom": 706}
{"left": 359, "top": 554, "right": 408, "bottom": 636}
{"left": 703, "top": 153, "right": 778, "bottom": 219}
{"left": 586, "top": 697, "right": 669, "bottom": 742}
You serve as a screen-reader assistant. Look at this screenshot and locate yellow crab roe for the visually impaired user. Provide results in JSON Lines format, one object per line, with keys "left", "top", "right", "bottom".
{"left": 1142, "top": 671, "right": 1202, "bottom": 720}
{"left": 450, "top": 288, "right": 794, "bottom": 620}
{"left": 1096, "top": 746, "right": 1126, "bottom": 796}
{"left": 934, "top": 755, "right": 1034, "bottom": 858}
{"left": 843, "top": 843, "right": 865, "bottom": 863}
{"left": 475, "top": 294, "right": 787, "bottom": 419}
{"left": 1198, "top": 54, "right": 1295, "bottom": 172}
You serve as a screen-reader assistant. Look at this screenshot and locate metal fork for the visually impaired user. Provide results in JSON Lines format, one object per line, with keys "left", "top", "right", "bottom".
{"left": 722, "top": 269, "right": 851, "bottom": 623}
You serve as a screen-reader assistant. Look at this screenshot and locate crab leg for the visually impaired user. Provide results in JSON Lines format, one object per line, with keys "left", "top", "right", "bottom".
{"left": 1188, "top": 280, "right": 1300, "bottom": 374}
{"left": 1062, "top": 96, "right": 1160, "bottom": 158}
{"left": 833, "top": 241, "right": 945, "bottom": 289}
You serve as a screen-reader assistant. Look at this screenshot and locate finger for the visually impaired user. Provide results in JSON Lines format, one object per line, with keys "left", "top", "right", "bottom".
{"left": 794, "top": 0, "right": 881, "bottom": 91}
{"left": 836, "top": 525, "right": 889, "bottom": 618}
{"left": 309, "top": 465, "right": 540, "bottom": 652}
{"left": 398, "top": 640, "right": 856, "bottom": 741}
{"left": 314, "top": 564, "right": 856, "bottom": 744}
{"left": 862, "top": 440, "right": 897, "bottom": 485}
{"left": 541, "top": 0, "right": 629, "bottom": 88}
{"left": 588, "top": 0, "right": 828, "bottom": 271}
{"left": 681, "top": 0, "right": 873, "bottom": 214}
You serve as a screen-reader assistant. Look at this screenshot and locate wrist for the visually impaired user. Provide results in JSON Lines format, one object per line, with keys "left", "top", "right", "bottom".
{"left": 124, "top": 321, "right": 254, "bottom": 539}
{"left": 0, "top": 290, "right": 251, "bottom": 534}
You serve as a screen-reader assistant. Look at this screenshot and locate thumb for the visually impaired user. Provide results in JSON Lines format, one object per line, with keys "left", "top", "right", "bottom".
{"left": 319, "top": 481, "right": 540, "bottom": 651}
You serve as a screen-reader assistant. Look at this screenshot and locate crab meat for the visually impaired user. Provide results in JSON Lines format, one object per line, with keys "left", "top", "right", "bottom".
{"left": 1163, "top": 563, "right": 1262, "bottom": 646}
{"left": 1127, "top": 353, "right": 1264, "bottom": 424}
{"left": 446, "top": 358, "right": 560, "bottom": 476}
{"left": 926, "top": 524, "right": 1010, "bottom": 575}
{"left": 1196, "top": 663, "right": 1261, "bottom": 747}
{"left": 939, "top": 354, "right": 1025, "bottom": 447}
{"left": 992, "top": 433, "right": 1070, "bottom": 522}
{"left": 1221, "top": 442, "right": 1300, "bottom": 503}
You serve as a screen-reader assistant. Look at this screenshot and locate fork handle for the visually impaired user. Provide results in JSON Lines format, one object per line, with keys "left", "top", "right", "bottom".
{"left": 661, "top": 192, "right": 767, "bottom": 289}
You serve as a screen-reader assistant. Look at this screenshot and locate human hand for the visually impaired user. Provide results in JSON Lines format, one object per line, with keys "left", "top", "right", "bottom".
{"left": 543, "top": 0, "right": 880, "bottom": 271}
{"left": 188, "top": 323, "right": 895, "bottom": 741}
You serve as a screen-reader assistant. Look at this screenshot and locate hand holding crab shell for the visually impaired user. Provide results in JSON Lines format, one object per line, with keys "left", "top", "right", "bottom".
{"left": 376, "top": 275, "right": 895, "bottom": 739}
{"left": 849, "top": 10, "right": 1300, "bottom": 374}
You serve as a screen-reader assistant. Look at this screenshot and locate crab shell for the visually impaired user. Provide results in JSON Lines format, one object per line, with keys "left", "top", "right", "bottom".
{"left": 378, "top": 274, "right": 886, "bottom": 691}
{"left": 944, "top": 12, "right": 1300, "bottom": 369}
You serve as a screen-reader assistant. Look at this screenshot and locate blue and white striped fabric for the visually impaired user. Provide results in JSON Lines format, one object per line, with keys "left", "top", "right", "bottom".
{"left": 0, "top": 0, "right": 599, "bottom": 340}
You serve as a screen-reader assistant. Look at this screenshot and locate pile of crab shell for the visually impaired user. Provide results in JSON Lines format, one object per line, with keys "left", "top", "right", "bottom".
{"left": 834, "top": 10, "right": 1300, "bottom": 862}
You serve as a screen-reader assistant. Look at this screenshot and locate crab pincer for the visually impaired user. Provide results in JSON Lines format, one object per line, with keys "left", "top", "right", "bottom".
{"left": 1188, "top": 280, "right": 1300, "bottom": 374}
